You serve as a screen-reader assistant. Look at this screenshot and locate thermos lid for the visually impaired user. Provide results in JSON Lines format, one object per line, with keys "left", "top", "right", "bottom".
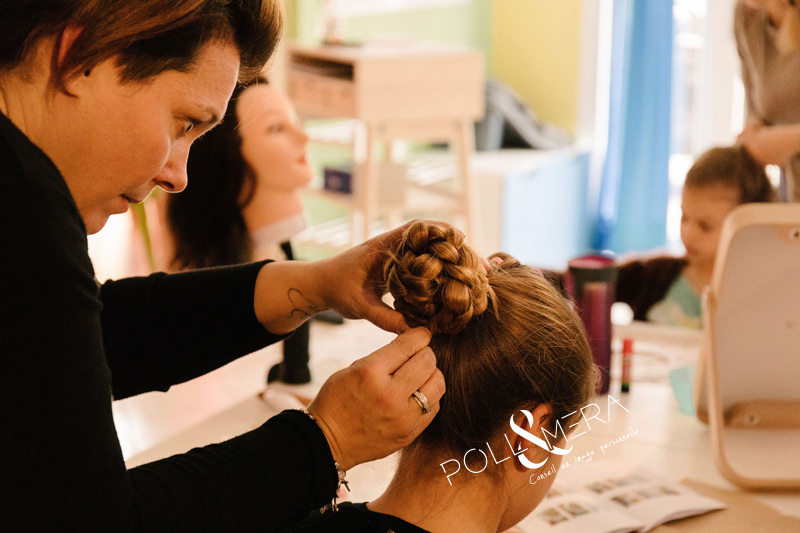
{"left": 568, "top": 254, "right": 619, "bottom": 283}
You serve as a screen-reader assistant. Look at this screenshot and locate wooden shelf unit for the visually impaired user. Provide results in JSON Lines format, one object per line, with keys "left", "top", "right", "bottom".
{"left": 286, "top": 42, "right": 485, "bottom": 248}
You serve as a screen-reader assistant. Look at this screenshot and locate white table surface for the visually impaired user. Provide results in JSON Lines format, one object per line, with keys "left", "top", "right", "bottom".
{"left": 121, "top": 320, "right": 800, "bottom": 527}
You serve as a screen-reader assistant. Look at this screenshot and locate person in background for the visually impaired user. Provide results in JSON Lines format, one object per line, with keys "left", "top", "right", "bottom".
{"left": 615, "top": 145, "right": 775, "bottom": 328}
{"left": 165, "top": 78, "right": 315, "bottom": 384}
{"left": 545, "top": 145, "right": 774, "bottom": 329}
{"left": 0, "top": 2, "right": 445, "bottom": 530}
{"left": 285, "top": 221, "right": 597, "bottom": 533}
{"left": 735, "top": 0, "right": 800, "bottom": 201}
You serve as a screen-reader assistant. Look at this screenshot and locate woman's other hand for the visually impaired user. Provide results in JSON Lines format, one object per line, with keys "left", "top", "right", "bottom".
{"left": 309, "top": 222, "right": 414, "bottom": 334}
{"left": 310, "top": 219, "right": 463, "bottom": 334}
{"left": 306, "top": 327, "right": 445, "bottom": 470}
{"left": 253, "top": 220, "right": 459, "bottom": 334}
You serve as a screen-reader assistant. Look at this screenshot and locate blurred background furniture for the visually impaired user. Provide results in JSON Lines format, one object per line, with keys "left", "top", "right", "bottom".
{"left": 286, "top": 42, "right": 484, "bottom": 248}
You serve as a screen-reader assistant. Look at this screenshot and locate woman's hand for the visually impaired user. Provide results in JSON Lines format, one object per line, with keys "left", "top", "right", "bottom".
{"left": 309, "top": 222, "right": 416, "bottom": 334}
{"left": 252, "top": 222, "right": 414, "bottom": 335}
{"left": 737, "top": 120, "right": 800, "bottom": 166}
{"left": 252, "top": 220, "right": 457, "bottom": 335}
{"left": 307, "top": 327, "right": 445, "bottom": 471}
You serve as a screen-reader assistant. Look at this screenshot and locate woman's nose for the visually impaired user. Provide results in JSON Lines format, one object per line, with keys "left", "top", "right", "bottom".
{"left": 154, "top": 143, "right": 190, "bottom": 193}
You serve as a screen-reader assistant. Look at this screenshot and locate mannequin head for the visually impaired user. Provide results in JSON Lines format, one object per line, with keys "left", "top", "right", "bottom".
{"left": 166, "top": 78, "right": 312, "bottom": 269}
{"left": 237, "top": 84, "right": 313, "bottom": 194}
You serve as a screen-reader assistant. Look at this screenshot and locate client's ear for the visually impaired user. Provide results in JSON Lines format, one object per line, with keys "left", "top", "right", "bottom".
{"left": 511, "top": 403, "right": 554, "bottom": 473}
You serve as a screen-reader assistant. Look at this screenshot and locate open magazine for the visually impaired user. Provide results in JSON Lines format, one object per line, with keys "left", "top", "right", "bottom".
{"left": 515, "top": 468, "right": 726, "bottom": 533}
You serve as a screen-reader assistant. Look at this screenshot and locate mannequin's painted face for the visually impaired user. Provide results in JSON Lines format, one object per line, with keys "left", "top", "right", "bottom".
{"left": 236, "top": 84, "right": 313, "bottom": 192}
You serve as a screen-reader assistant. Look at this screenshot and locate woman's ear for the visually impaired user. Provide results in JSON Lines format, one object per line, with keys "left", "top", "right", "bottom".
{"left": 510, "top": 403, "right": 554, "bottom": 473}
{"left": 56, "top": 26, "right": 90, "bottom": 96}
{"left": 56, "top": 26, "right": 83, "bottom": 69}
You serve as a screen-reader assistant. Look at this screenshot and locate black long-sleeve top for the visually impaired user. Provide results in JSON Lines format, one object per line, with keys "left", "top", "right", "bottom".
{"left": 0, "top": 110, "right": 337, "bottom": 531}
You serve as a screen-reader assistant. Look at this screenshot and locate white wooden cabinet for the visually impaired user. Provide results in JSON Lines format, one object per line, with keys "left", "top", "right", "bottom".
{"left": 286, "top": 42, "right": 484, "bottom": 247}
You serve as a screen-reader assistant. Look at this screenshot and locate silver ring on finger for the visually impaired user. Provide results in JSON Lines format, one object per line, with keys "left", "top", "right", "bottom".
{"left": 411, "top": 390, "right": 432, "bottom": 415}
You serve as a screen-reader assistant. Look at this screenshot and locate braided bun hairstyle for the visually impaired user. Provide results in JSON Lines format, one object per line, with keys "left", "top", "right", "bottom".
{"left": 384, "top": 221, "right": 597, "bottom": 476}
{"left": 384, "top": 221, "right": 494, "bottom": 335}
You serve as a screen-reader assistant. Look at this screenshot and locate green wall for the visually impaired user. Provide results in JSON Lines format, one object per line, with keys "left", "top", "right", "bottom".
{"left": 285, "top": 0, "right": 492, "bottom": 70}
{"left": 285, "top": 0, "right": 584, "bottom": 134}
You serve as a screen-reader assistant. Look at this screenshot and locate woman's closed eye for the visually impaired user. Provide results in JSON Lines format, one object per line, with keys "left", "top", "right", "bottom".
{"left": 177, "top": 118, "right": 202, "bottom": 139}
{"left": 267, "top": 122, "right": 286, "bottom": 134}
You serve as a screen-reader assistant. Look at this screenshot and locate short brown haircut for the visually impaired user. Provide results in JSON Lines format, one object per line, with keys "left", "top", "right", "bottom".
{"left": 684, "top": 145, "right": 776, "bottom": 204}
{"left": 1, "top": 1, "right": 283, "bottom": 88}
{"left": 384, "top": 222, "right": 597, "bottom": 472}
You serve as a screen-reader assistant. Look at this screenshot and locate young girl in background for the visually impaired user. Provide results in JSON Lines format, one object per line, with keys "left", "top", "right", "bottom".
{"left": 286, "top": 221, "right": 598, "bottom": 533}
{"left": 615, "top": 145, "right": 775, "bottom": 328}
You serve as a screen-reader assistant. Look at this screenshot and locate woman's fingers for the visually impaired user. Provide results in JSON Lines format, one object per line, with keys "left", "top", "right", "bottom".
{"left": 407, "top": 365, "right": 445, "bottom": 416}
{"left": 359, "top": 297, "right": 409, "bottom": 334}
{"left": 306, "top": 327, "right": 443, "bottom": 470}
{"left": 366, "top": 327, "right": 432, "bottom": 374}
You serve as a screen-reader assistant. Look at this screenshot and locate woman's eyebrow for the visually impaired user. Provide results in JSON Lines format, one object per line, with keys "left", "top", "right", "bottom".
{"left": 201, "top": 106, "right": 221, "bottom": 127}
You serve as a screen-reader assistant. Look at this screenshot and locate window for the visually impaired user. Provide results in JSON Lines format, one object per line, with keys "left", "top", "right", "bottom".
{"left": 667, "top": 0, "right": 709, "bottom": 247}
{"left": 667, "top": 0, "right": 751, "bottom": 249}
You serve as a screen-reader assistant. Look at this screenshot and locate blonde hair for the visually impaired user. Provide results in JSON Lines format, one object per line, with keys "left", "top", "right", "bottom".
{"left": 384, "top": 221, "right": 597, "bottom": 468}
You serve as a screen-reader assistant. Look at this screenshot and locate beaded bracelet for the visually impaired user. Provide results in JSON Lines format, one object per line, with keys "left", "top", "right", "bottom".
{"left": 301, "top": 409, "right": 350, "bottom": 512}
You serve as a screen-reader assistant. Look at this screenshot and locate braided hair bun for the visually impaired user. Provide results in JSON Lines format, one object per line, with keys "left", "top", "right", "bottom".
{"left": 384, "top": 221, "right": 492, "bottom": 334}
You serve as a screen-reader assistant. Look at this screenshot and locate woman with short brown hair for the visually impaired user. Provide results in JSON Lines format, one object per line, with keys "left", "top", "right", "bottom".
{"left": 0, "top": 2, "right": 444, "bottom": 530}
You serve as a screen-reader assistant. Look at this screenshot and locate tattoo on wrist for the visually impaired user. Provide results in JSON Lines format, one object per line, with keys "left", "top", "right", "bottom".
{"left": 287, "top": 288, "right": 323, "bottom": 319}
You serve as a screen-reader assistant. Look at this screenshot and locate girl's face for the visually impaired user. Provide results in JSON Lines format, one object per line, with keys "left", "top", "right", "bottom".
{"left": 52, "top": 41, "right": 239, "bottom": 234}
{"left": 680, "top": 185, "right": 740, "bottom": 268}
{"left": 236, "top": 85, "right": 313, "bottom": 192}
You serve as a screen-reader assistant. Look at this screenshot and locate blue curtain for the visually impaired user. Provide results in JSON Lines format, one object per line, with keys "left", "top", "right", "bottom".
{"left": 593, "top": 0, "right": 673, "bottom": 254}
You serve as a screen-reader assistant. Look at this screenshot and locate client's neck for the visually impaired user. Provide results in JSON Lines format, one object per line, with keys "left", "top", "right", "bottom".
{"left": 368, "top": 449, "right": 509, "bottom": 533}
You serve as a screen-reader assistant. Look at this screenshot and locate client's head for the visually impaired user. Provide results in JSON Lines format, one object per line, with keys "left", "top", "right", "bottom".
{"left": 383, "top": 221, "right": 597, "bottom": 529}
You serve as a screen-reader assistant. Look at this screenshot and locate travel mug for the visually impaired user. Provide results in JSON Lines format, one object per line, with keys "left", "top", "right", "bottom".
{"left": 567, "top": 254, "right": 619, "bottom": 394}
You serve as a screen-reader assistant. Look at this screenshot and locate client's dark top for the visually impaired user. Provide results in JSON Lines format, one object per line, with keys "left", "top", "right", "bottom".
{"left": 286, "top": 502, "right": 430, "bottom": 533}
{"left": 0, "top": 110, "right": 337, "bottom": 531}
